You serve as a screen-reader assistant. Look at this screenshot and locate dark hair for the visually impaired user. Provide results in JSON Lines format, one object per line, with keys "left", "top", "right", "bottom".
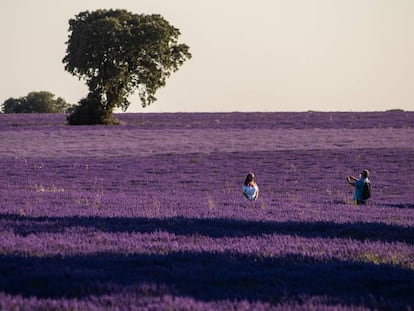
{"left": 361, "top": 169, "right": 370, "bottom": 178}
{"left": 244, "top": 173, "right": 255, "bottom": 186}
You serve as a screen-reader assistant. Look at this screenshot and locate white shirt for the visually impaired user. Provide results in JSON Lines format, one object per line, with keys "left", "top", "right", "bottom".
{"left": 242, "top": 184, "right": 259, "bottom": 200}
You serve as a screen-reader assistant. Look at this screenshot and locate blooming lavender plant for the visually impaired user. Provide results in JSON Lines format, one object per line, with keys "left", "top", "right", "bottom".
{"left": 0, "top": 112, "right": 413, "bottom": 310}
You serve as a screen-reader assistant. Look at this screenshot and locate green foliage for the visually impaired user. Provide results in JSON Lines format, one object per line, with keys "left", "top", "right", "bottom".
{"left": 1, "top": 91, "right": 73, "bottom": 113}
{"left": 66, "top": 92, "right": 120, "bottom": 125}
{"left": 63, "top": 9, "right": 192, "bottom": 125}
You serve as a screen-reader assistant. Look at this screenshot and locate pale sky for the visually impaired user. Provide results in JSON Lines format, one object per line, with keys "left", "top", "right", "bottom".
{"left": 1, "top": 0, "right": 413, "bottom": 112}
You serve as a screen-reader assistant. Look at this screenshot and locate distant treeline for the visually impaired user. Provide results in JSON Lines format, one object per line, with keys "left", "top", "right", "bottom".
{"left": 1, "top": 91, "right": 74, "bottom": 113}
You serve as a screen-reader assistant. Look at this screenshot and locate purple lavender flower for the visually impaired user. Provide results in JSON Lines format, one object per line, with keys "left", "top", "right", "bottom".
{"left": 0, "top": 112, "right": 413, "bottom": 310}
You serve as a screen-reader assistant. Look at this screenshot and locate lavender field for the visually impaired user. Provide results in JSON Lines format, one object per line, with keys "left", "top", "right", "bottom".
{"left": 0, "top": 112, "right": 413, "bottom": 310}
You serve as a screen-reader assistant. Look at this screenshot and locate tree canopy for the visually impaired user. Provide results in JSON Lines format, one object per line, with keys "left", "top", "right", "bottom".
{"left": 63, "top": 9, "right": 191, "bottom": 125}
{"left": 1, "top": 91, "right": 73, "bottom": 113}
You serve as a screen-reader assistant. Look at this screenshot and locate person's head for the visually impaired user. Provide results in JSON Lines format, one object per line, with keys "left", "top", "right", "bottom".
{"left": 361, "top": 169, "right": 370, "bottom": 178}
{"left": 244, "top": 173, "right": 255, "bottom": 185}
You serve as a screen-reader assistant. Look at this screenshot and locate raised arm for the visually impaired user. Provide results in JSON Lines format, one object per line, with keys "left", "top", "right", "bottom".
{"left": 347, "top": 175, "right": 358, "bottom": 186}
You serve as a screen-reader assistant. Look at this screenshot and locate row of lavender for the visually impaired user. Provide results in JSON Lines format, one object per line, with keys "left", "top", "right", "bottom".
{"left": 0, "top": 112, "right": 413, "bottom": 310}
{"left": 1, "top": 110, "right": 413, "bottom": 129}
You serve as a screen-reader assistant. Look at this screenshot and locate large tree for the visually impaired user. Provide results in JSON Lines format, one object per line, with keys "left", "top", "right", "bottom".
{"left": 63, "top": 9, "right": 191, "bottom": 125}
{"left": 1, "top": 91, "right": 72, "bottom": 113}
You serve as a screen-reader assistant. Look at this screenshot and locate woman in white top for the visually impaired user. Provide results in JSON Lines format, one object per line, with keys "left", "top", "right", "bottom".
{"left": 242, "top": 173, "right": 259, "bottom": 200}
